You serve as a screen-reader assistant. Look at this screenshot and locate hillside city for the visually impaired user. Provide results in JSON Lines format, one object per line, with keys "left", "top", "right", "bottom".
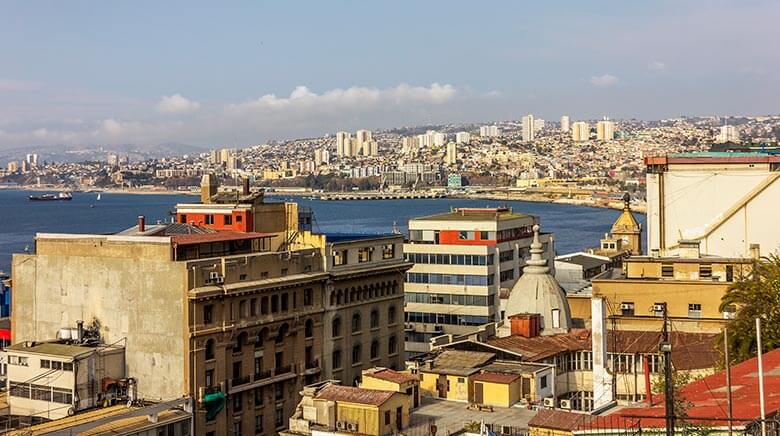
{"left": 4, "top": 114, "right": 780, "bottom": 210}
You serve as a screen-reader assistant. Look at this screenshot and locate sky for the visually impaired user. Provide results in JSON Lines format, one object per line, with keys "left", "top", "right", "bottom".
{"left": 1, "top": 0, "right": 779, "bottom": 150}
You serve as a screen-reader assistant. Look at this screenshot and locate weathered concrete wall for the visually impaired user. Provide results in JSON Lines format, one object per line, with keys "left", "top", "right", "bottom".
{"left": 12, "top": 236, "right": 187, "bottom": 401}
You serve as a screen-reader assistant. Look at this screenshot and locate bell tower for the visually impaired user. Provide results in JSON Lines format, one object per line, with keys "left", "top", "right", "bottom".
{"left": 610, "top": 192, "right": 642, "bottom": 255}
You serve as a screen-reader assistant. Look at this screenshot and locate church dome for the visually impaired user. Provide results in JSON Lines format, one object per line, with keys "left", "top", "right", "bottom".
{"left": 504, "top": 224, "right": 572, "bottom": 335}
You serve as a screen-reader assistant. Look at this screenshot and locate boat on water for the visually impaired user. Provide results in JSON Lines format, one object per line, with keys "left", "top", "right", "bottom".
{"left": 96, "top": 193, "right": 101, "bottom": 201}
{"left": 29, "top": 192, "right": 73, "bottom": 201}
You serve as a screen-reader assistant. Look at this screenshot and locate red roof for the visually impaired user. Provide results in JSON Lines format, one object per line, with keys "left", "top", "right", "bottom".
{"left": 0, "top": 329, "right": 10, "bottom": 341}
{"left": 582, "top": 347, "right": 780, "bottom": 431}
{"left": 530, "top": 409, "right": 594, "bottom": 431}
{"left": 316, "top": 385, "right": 396, "bottom": 406}
{"left": 170, "top": 231, "right": 273, "bottom": 246}
{"left": 472, "top": 372, "right": 521, "bottom": 384}
{"left": 365, "top": 369, "right": 417, "bottom": 384}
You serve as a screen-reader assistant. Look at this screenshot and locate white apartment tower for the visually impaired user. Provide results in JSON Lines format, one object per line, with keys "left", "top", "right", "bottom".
{"left": 572, "top": 121, "right": 590, "bottom": 142}
{"left": 403, "top": 208, "right": 555, "bottom": 357}
{"left": 717, "top": 124, "right": 740, "bottom": 143}
{"left": 355, "top": 129, "right": 373, "bottom": 155}
{"left": 596, "top": 120, "right": 615, "bottom": 141}
{"left": 336, "top": 131, "right": 351, "bottom": 156}
{"left": 455, "top": 132, "right": 471, "bottom": 144}
{"left": 445, "top": 142, "right": 457, "bottom": 165}
{"left": 479, "top": 125, "right": 500, "bottom": 137}
{"left": 560, "top": 115, "right": 570, "bottom": 133}
{"left": 522, "top": 115, "right": 535, "bottom": 142}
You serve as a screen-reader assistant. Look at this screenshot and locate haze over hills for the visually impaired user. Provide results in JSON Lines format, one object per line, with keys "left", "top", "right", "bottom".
{"left": 0, "top": 142, "right": 206, "bottom": 164}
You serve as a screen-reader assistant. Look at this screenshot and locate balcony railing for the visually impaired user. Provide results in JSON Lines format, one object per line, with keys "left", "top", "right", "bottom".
{"left": 305, "top": 359, "right": 320, "bottom": 370}
{"left": 231, "top": 375, "right": 251, "bottom": 387}
{"left": 254, "top": 370, "right": 272, "bottom": 381}
{"left": 274, "top": 365, "right": 292, "bottom": 376}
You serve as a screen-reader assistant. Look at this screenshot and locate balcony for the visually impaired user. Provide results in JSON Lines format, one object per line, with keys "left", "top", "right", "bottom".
{"left": 254, "top": 370, "right": 271, "bottom": 381}
{"left": 230, "top": 375, "right": 251, "bottom": 388}
{"left": 274, "top": 365, "right": 292, "bottom": 376}
{"left": 304, "top": 360, "right": 321, "bottom": 376}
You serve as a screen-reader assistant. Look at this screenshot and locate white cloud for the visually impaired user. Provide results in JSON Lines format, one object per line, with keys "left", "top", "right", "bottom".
{"left": 0, "top": 78, "right": 42, "bottom": 92}
{"left": 648, "top": 61, "right": 667, "bottom": 72}
{"left": 590, "top": 74, "right": 620, "bottom": 87}
{"left": 156, "top": 94, "right": 201, "bottom": 113}
{"left": 229, "top": 83, "right": 456, "bottom": 113}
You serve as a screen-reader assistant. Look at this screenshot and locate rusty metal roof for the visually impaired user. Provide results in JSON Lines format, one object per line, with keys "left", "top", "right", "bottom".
{"left": 315, "top": 385, "right": 396, "bottom": 406}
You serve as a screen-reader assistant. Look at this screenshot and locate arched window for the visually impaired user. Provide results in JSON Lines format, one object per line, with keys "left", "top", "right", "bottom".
{"left": 388, "top": 305, "right": 397, "bottom": 325}
{"left": 275, "top": 324, "right": 288, "bottom": 344}
{"left": 370, "top": 340, "right": 379, "bottom": 360}
{"left": 352, "top": 344, "right": 362, "bottom": 364}
{"left": 332, "top": 317, "right": 342, "bottom": 337}
{"left": 332, "top": 349, "right": 342, "bottom": 369}
{"left": 351, "top": 313, "right": 361, "bottom": 333}
{"left": 255, "top": 329, "right": 266, "bottom": 349}
{"left": 388, "top": 335, "right": 397, "bottom": 355}
{"left": 205, "top": 339, "right": 215, "bottom": 360}
{"left": 305, "top": 319, "right": 314, "bottom": 338}
{"left": 370, "top": 309, "right": 379, "bottom": 329}
{"left": 233, "top": 332, "right": 248, "bottom": 353}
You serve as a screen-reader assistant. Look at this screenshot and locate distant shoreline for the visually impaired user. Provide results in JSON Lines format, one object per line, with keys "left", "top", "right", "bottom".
{"left": 1, "top": 185, "right": 646, "bottom": 213}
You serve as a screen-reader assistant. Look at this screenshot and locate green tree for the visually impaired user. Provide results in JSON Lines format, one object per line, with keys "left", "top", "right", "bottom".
{"left": 719, "top": 254, "right": 780, "bottom": 364}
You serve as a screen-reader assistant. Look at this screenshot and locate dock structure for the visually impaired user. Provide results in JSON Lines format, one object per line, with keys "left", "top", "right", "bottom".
{"left": 316, "top": 192, "right": 447, "bottom": 201}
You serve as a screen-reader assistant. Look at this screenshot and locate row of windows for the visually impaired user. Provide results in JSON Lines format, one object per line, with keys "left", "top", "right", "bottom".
{"left": 496, "top": 226, "right": 534, "bottom": 241}
{"left": 332, "top": 335, "right": 398, "bottom": 369}
{"left": 203, "top": 288, "right": 313, "bottom": 324}
{"left": 40, "top": 359, "right": 74, "bottom": 371}
{"left": 554, "top": 352, "right": 664, "bottom": 374}
{"left": 180, "top": 213, "right": 241, "bottom": 226}
{"left": 332, "top": 306, "right": 397, "bottom": 337}
{"left": 660, "top": 263, "right": 733, "bottom": 280}
{"left": 9, "top": 382, "right": 73, "bottom": 404}
{"left": 404, "top": 292, "right": 495, "bottom": 307}
{"left": 329, "top": 282, "right": 400, "bottom": 306}
{"left": 406, "top": 272, "right": 494, "bottom": 286}
{"left": 333, "top": 244, "right": 396, "bottom": 266}
{"left": 499, "top": 250, "right": 514, "bottom": 262}
{"left": 8, "top": 355, "right": 28, "bottom": 366}
{"left": 404, "top": 252, "right": 494, "bottom": 266}
{"left": 205, "top": 320, "right": 309, "bottom": 360}
{"left": 499, "top": 269, "right": 515, "bottom": 282}
{"left": 405, "top": 312, "right": 494, "bottom": 326}
{"left": 619, "top": 301, "right": 710, "bottom": 318}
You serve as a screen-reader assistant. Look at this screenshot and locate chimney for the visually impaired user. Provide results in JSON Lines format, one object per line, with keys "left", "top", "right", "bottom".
{"left": 750, "top": 244, "right": 761, "bottom": 260}
{"left": 76, "top": 320, "right": 84, "bottom": 343}
{"left": 509, "top": 313, "right": 540, "bottom": 338}
{"left": 137, "top": 216, "right": 145, "bottom": 232}
{"left": 242, "top": 177, "right": 250, "bottom": 195}
{"left": 592, "top": 297, "right": 614, "bottom": 411}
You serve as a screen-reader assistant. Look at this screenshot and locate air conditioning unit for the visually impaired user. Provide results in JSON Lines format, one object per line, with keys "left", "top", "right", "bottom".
{"left": 723, "top": 311, "right": 736, "bottom": 320}
{"left": 208, "top": 272, "right": 224, "bottom": 284}
{"left": 404, "top": 323, "right": 414, "bottom": 331}
{"left": 542, "top": 397, "right": 555, "bottom": 408}
{"left": 347, "top": 422, "right": 359, "bottom": 432}
{"left": 336, "top": 421, "right": 347, "bottom": 430}
{"left": 559, "top": 399, "right": 572, "bottom": 409}
{"left": 620, "top": 303, "right": 633, "bottom": 310}
{"left": 653, "top": 304, "right": 665, "bottom": 313}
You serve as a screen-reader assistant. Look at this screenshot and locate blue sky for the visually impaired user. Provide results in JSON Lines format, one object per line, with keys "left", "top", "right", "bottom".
{"left": 1, "top": 1, "right": 778, "bottom": 149}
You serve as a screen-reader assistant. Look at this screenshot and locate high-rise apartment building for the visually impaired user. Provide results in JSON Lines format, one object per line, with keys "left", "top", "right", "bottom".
{"left": 596, "top": 120, "right": 615, "bottom": 141}
{"left": 717, "top": 124, "right": 740, "bottom": 143}
{"left": 522, "top": 115, "right": 535, "bottom": 142}
{"left": 533, "top": 118, "right": 545, "bottom": 132}
{"left": 12, "top": 178, "right": 409, "bottom": 435}
{"left": 355, "top": 130, "right": 373, "bottom": 156}
{"left": 25, "top": 153, "right": 38, "bottom": 166}
{"left": 336, "top": 131, "right": 351, "bottom": 157}
{"left": 455, "top": 132, "right": 471, "bottom": 144}
{"left": 479, "top": 125, "right": 500, "bottom": 137}
{"left": 314, "top": 148, "right": 330, "bottom": 166}
{"left": 560, "top": 115, "right": 570, "bottom": 133}
{"left": 401, "top": 136, "right": 419, "bottom": 154}
{"left": 571, "top": 121, "right": 590, "bottom": 142}
{"left": 445, "top": 142, "right": 457, "bottom": 165}
{"left": 403, "top": 208, "right": 555, "bottom": 358}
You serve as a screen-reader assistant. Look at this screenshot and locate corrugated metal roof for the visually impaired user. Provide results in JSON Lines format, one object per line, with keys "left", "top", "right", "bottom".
{"left": 364, "top": 368, "right": 417, "bottom": 384}
{"left": 529, "top": 409, "right": 594, "bottom": 431}
{"left": 473, "top": 372, "right": 521, "bottom": 384}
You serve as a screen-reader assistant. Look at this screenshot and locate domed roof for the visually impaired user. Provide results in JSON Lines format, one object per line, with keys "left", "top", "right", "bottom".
{"left": 611, "top": 193, "right": 641, "bottom": 233}
{"left": 504, "top": 224, "right": 572, "bottom": 336}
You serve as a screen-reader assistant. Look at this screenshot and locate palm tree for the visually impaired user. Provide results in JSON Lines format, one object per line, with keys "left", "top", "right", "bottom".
{"left": 719, "top": 254, "right": 780, "bottom": 364}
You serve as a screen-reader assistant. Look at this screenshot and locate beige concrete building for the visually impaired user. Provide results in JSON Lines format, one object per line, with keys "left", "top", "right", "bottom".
{"left": 11, "top": 182, "right": 410, "bottom": 435}
{"left": 404, "top": 208, "right": 555, "bottom": 357}
{"left": 646, "top": 152, "right": 780, "bottom": 258}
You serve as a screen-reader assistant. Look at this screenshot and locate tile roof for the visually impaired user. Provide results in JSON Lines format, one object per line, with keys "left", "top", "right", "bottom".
{"left": 472, "top": 372, "right": 521, "bottom": 384}
{"left": 316, "top": 385, "right": 396, "bottom": 406}
{"left": 529, "top": 409, "right": 594, "bottom": 432}
{"left": 424, "top": 350, "right": 496, "bottom": 376}
{"left": 582, "top": 347, "right": 780, "bottom": 431}
{"left": 485, "top": 330, "right": 719, "bottom": 370}
{"left": 365, "top": 368, "right": 418, "bottom": 384}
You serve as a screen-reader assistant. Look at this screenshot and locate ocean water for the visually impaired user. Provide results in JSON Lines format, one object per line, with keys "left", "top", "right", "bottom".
{"left": 0, "top": 190, "right": 646, "bottom": 274}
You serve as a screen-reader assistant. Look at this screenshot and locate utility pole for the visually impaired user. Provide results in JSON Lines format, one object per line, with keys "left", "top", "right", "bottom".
{"left": 725, "top": 327, "right": 733, "bottom": 436}
{"left": 660, "top": 302, "right": 675, "bottom": 436}
{"left": 757, "top": 317, "right": 767, "bottom": 436}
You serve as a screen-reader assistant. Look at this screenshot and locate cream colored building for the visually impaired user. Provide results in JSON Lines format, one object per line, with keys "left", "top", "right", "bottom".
{"left": 571, "top": 122, "right": 589, "bottom": 142}
{"left": 646, "top": 152, "right": 780, "bottom": 257}
{"left": 596, "top": 120, "right": 615, "bottom": 141}
{"left": 404, "top": 208, "right": 555, "bottom": 357}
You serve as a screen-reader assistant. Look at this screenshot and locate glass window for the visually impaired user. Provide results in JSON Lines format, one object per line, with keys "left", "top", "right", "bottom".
{"left": 351, "top": 313, "right": 361, "bottom": 333}
{"left": 383, "top": 244, "right": 395, "bottom": 259}
{"left": 332, "top": 317, "right": 342, "bottom": 337}
{"left": 224, "top": 215, "right": 233, "bottom": 225}
{"left": 205, "top": 214, "right": 214, "bottom": 225}
{"left": 352, "top": 345, "right": 362, "bottom": 364}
